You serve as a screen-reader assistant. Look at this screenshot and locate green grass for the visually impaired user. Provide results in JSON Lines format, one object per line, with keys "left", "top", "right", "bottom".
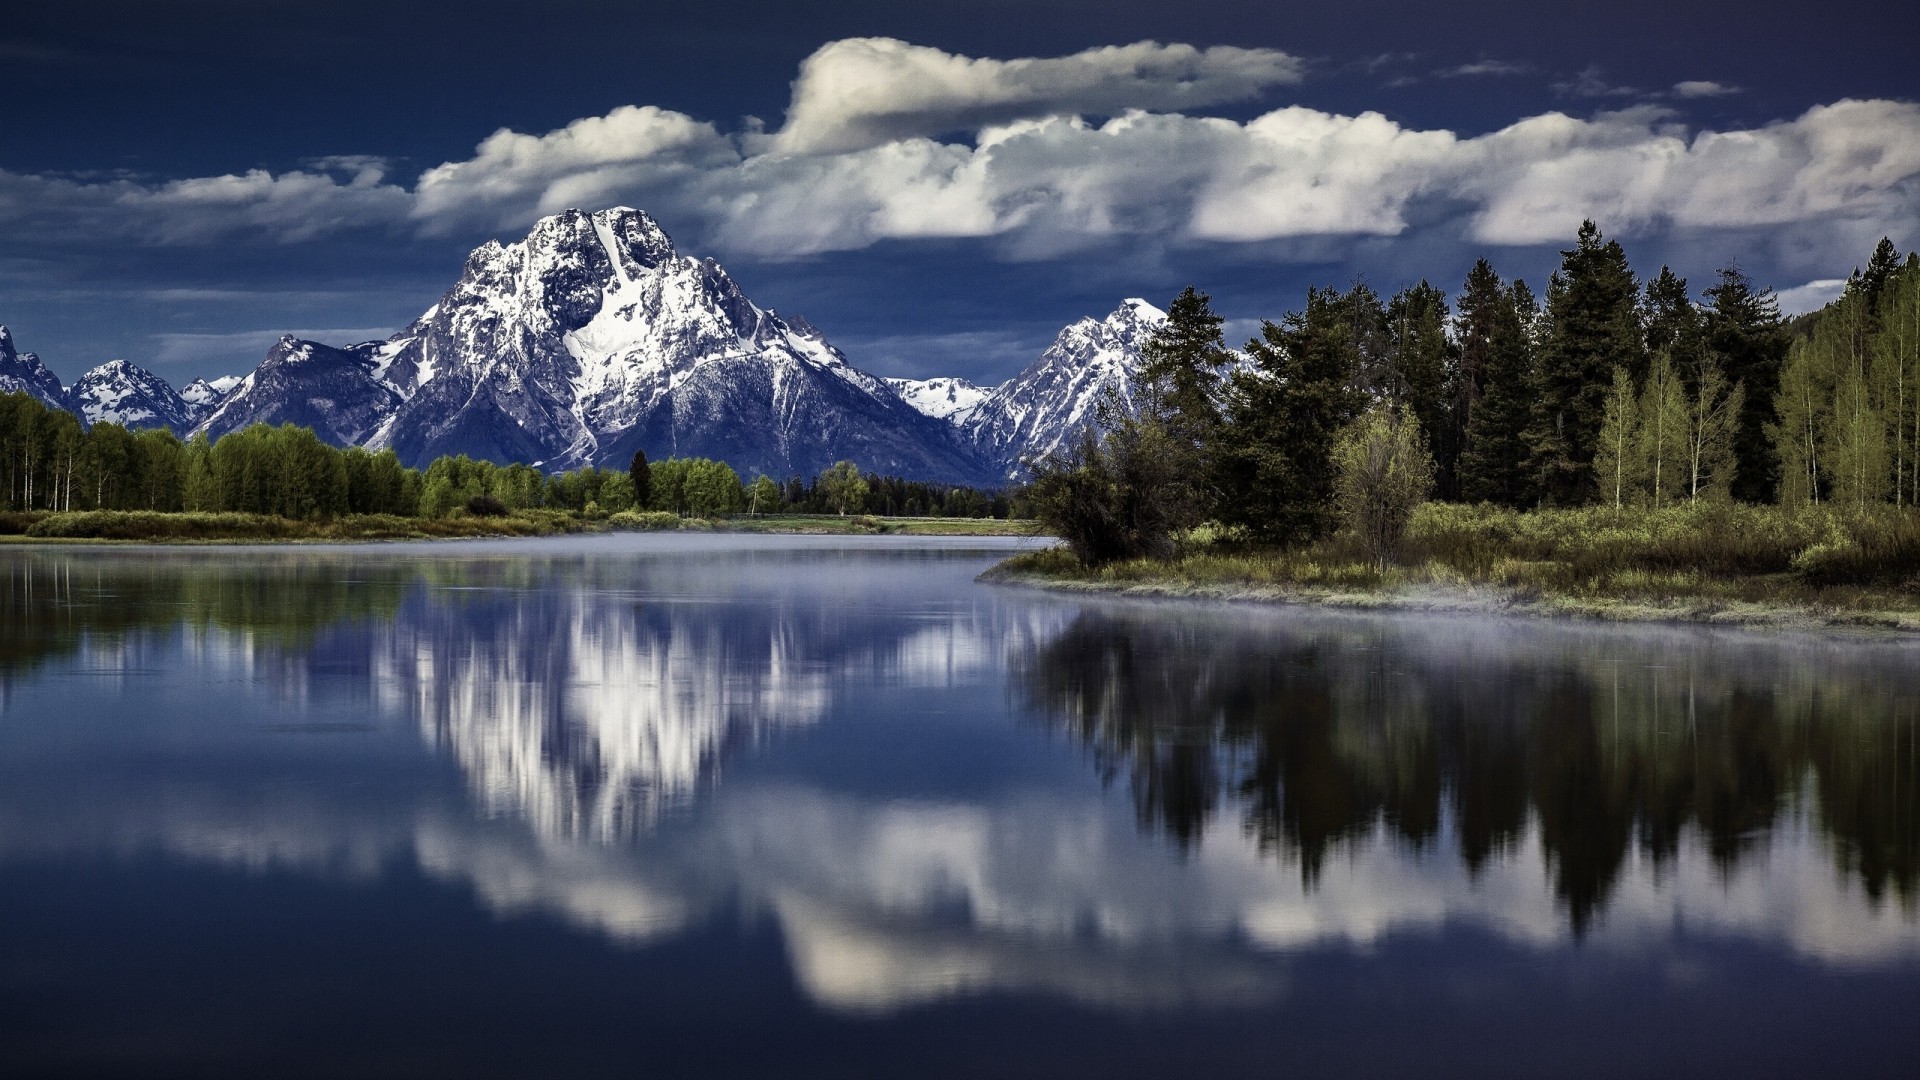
{"left": 0, "top": 508, "right": 1035, "bottom": 543}
{"left": 989, "top": 502, "right": 1920, "bottom": 631}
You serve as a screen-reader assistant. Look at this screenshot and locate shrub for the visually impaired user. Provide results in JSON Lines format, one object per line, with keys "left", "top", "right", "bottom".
{"left": 465, "top": 494, "right": 509, "bottom": 517}
{"left": 608, "top": 510, "right": 682, "bottom": 532}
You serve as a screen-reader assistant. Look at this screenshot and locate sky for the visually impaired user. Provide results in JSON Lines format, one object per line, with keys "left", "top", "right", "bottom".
{"left": 3, "top": 0, "right": 1917, "bottom": 387}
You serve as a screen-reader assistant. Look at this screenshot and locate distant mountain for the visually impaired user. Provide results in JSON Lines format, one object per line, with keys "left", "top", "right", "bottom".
{"left": 5, "top": 214, "right": 1168, "bottom": 489}
{"left": 962, "top": 299, "right": 1165, "bottom": 480}
{"left": 0, "top": 326, "right": 74, "bottom": 413}
{"left": 180, "top": 375, "right": 243, "bottom": 416}
{"left": 887, "top": 377, "right": 991, "bottom": 425}
{"left": 72, "top": 359, "right": 199, "bottom": 434}
{"left": 198, "top": 336, "right": 401, "bottom": 446}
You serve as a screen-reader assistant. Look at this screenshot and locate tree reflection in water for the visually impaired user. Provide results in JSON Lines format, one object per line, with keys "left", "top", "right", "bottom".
{"left": 1018, "top": 607, "right": 1919, "bottom": 931}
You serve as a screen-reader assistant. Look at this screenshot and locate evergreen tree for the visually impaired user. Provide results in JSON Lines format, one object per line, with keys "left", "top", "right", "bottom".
{"left": 628, "top": 448, "right": 652, "bottom": 511}
{"left": 1861, "top": 237, "right": 1903, "bottom": 317}
{"left": 1529, "top": 221, "right": 1643, "bottom": 506}
{"left": 1458, "top": 279, "right": 1540, "bottom": 506}
{"left": 1642, "top": 267, "right": 1703, "bottom": 385}
{"left": 1451, "top": 260, "right": 1502, "bottom": 469}
{"left": 1214, "top": 285, "right": 1368, "bottom": 542}
{"left": 1703, "top": 265, "right": 1788, "bottom": 502}
{"left": 1383, "top": 281, "right": 1458, "bottom": 497}
{"left": 1135, "top": 286, "right": 1232, "bottom": 517}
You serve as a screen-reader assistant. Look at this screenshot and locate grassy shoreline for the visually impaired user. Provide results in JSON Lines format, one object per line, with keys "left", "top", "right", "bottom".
{"left": 983, "top": 502, "right": 1920, "bottom": 635}
{"left": 0, "top": 509, "right": 1038, "bottom": 545}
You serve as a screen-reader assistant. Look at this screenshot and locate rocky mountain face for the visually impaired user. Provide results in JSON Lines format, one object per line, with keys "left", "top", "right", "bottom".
{"left": 318, "top": 206, "right": 986, "bottom": 482}
{"left": 0, "top": 326, "right": 75, "bottom": 413}
{"left": 887, "top": 300, "right": 1165, "bottom": 482}
{"left": 198, "top": 336, "right": 401, "bottom": 446}
{"left": 885, "top": 377, "right": 990, "bottom": 426}
{"left": 180, "top": 375, "right": 242, "bottom": 414}
{"left": 71, "top": 359, "right": 200, "bottom": 434}
{"left": 6, "top": 210, "right": 1167, "bottom": 489}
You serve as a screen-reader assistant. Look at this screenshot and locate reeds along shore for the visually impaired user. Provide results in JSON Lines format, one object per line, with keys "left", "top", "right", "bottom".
{"left": 993, "top": 501, "right": 1920, "bottom": 621}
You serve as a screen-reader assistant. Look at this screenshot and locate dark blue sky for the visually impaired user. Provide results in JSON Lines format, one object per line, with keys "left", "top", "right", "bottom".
{"left": 4, "top": 0, "right": 1916, "bottom": 385}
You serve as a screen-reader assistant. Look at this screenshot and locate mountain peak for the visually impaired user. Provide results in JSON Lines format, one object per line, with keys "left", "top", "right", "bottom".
{"left": 73, "top": 357, "right": 197, "bottom": 433}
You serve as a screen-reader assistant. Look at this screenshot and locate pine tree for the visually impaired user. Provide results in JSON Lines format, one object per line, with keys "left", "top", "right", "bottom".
{"left": 1529, "top": 221, "right": 1644, "bottom": 505}
{"left": 1215, "top": 285, "right": 1368, "bottom": 542}
{"left": 1458, "top": 279, "right": 1539, "bottom": 506}
{"left": 1451, "top": 259, "right": 1502, "bottom": 466}
{"left": 1861, "top": 237, "right": 1902, "bottom": 317}
{"left": 1593, "top": 367, "right": 1640, "bottom": 509}
{"left": 1703, "top": 265, "right": 1788, "bottom": 502}
{"left": 1383, "top": 281, "right": 1458, "bottom": 497}
{"left": 1642, "top": 267, "right": 1703, "bottom": 386}
{"left": 628, "top": 448, "right": 652, "bottom": 510}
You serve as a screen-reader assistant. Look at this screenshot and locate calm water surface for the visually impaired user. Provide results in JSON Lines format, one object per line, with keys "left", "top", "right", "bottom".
{"left": 1, "top": 535, "right": 1916, "bottom": 1077}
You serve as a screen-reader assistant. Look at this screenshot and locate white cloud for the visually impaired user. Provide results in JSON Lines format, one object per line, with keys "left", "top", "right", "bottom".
{"left": 1673, "top": 80, "right": 1741, "bottom": 99}
{"left": 2, "top": 38, "right": 1917, "bottom": 281}
{"left": 1775, "top": 278, "right": 1849, "bottom": 316}
{"left": 1438, "top": 60, "right": 1529, "bottom": 78}
{"left": 770, "top": 37, "right": 1305, "bottom": 154}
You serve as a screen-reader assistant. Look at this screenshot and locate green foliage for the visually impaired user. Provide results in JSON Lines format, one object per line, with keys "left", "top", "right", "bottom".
{"left": 607, "top": 509, "right": 682, "bottom": 531}
{"left": 747, "top": 475, "right": 781, "bottom": 514}
{"left": 628, "top": 448, "right": 652, "bottom": 510}
{"left": 1530, "top": 221, "right": 1645, "bottom": 506}
{"left": 1214, "top": 285, "right": 1369, "bottom": 542}
{"left": 816, "top": 460, "right": 868, "bottom": 516}
{"left": 1333, "top": 403, "right": 1434, "bottom": 569}
{"left": 1025, "top": 417, "right": 1195, "bottom": 566}
{"left": 1458, "top": 277, "right": 1539, "bottom": 506}
{"left": 1704, "top": 265, "right": 1789, "bottom": 502}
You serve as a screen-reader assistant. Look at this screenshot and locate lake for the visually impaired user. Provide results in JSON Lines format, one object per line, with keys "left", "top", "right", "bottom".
{"left": 1, "top": 534, "right": 1915, "bottom": 1077}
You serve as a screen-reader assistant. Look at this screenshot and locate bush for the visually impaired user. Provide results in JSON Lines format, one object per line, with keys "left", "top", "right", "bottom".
{"left": 608, "top": 510, "right": 682, "bottom": 532}
{"left": 465, "top": 494, "right": 509, "bottom": 517}
{"left": 24, "top": 511, "right": 295, "bottom": 540}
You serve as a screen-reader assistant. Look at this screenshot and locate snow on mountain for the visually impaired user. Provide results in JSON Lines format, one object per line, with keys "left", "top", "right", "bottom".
{"left": 196, "top": 336, "right": 401, "bottom": 446}
{"left": 348, "top": 206, "right": 989, "bottom": 482}
{"left": 964, "top": 298, "right": 1166, "bottom": 480}
{"left": 71, "top": 358, "right": 199, "bottom": 433}
{"left": 887, "top": 376, "right": 992, "bottom": 426}
{"left": 0, "top": 325, "right": 74, "bottom": 412}
{"left": 180, "top": 375, "right": 243, "bottom": 416}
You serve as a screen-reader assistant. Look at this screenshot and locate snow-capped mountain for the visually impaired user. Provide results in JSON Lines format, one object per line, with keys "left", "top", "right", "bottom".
{"left": 963, "top": 298, "right": 1166, "bottom": 480}
{"left": 180, "top": 375, "right": 243, "bottom": 416}
{"left": 71, "top": 359, "right": 200, "bottom": 433}
{"left": 198, "top": 336, "right": 401, "bottom": 446}
{"left": 296, "top": 206, "right": 988, "bottom": 481}
{"left": 887, "top": 377, "right": 991, "bottom": 426}
{"left": 0, "top": 325, "right": 73, "bottom": 412}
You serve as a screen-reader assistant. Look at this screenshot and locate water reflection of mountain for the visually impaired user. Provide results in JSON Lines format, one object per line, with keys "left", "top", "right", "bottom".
{"left": 1019, "top": 607, "right": 1920, "bottom": 929}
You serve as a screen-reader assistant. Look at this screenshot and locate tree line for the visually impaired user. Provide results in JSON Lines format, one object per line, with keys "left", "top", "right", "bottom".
{"left": 0, "top": 396, "right": 1010, "bottom": 521}
{"left": 1033, "top": 221, "right": 1920, "bottom": 565}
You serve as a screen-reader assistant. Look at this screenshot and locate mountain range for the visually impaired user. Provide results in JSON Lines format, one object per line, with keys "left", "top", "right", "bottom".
{"left": 0, "top": 208, "right": 1164, "bottom": 486}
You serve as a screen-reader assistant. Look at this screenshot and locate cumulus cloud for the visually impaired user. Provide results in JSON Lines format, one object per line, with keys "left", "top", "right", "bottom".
{"left": 769, "top": 37, "right": 1306, "bottom": 154}
{"left": 1775, "top": 278, "right": 1849, "bottom": 315}
{"left": 3, "top": 38, "right": 1918, "bottom": 280}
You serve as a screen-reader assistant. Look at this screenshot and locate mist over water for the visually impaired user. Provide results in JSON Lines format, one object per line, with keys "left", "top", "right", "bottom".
{"left": 1, "top": 536, "right": 1915, "bottom": 1077}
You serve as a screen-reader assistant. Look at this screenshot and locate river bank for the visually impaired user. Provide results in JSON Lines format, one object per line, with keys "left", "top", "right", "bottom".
{"left": 984, "top": 502, "right": 1920, "bottom": 635}
{"left": 0, "top": 509, "right": 1037, "bottom": 544}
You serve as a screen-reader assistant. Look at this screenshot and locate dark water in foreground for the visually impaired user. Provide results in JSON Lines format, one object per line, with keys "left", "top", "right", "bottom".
{"left": 1, "top": 535, "right": 1915, "bottom": 1078}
